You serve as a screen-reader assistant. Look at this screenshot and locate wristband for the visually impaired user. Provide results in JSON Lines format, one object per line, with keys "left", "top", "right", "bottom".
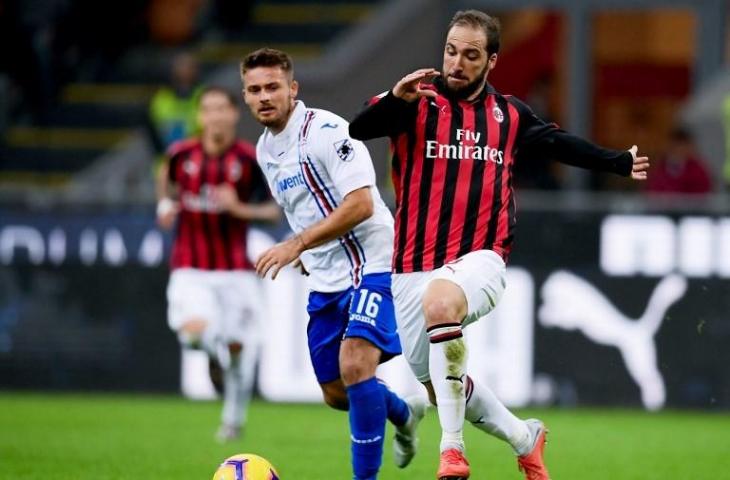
{"left": 156, "top": 197, "right": 176, "bottom": 217}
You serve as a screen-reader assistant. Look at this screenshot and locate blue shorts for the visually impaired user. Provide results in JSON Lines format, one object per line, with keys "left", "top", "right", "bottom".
{"left": 307, "top": 272, "right": 402, "bottom": 384}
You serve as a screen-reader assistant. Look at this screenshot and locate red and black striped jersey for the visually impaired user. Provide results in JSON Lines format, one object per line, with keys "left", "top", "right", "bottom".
{"left": 167, "top": 138, "right": 270, "bottom": 271}
{"left": 350, "top": 80, "right": 632, "bottom": 273}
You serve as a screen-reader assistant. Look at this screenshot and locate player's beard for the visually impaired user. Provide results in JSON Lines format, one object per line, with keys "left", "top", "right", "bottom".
{"left": 444, "top": 64, "right": 489, "bottom": 100}
{"left": 259, "top": 100, "right": 294, "bottom": 132}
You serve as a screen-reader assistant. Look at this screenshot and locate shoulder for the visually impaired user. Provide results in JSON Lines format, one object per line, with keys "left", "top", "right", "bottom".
{"left": 304, "top": 109, "right": 356, "bottom": 152}
{"left": 496, "top": 94, "right": 551, "bottom": 131}
{"left": 166, "top": 138, "right": 200, "bottom": 160}
{"left": 308, "top": 108, "right": 349, "bottom": 130}
{"left": 500, "top": 94, "right": 534, "bottom": 116}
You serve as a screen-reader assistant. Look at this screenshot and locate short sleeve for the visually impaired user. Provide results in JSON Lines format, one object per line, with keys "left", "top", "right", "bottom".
{"left": 312, "top": 115, "right": 376, "bottom": 197}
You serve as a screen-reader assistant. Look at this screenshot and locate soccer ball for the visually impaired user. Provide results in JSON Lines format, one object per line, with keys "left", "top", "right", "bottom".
{"left": 212, "top": 453, "right": 280, "bottom": 480}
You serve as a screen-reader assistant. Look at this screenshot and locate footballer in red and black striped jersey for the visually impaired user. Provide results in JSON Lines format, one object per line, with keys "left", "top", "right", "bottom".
{"left": 156, "top": 86, "right": 281, "bottom": 444}
{"left": 350, "top": 9, "right": 649, "bottom": 480}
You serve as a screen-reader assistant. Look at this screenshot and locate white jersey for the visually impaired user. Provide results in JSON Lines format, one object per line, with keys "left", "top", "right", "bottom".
{"left": 256, "top": 101, "right": 394, "bottom": 293}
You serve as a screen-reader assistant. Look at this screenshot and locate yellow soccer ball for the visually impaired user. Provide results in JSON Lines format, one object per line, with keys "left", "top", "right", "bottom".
{"left": 212, "top": 454, "right": 280, "bottom": 480}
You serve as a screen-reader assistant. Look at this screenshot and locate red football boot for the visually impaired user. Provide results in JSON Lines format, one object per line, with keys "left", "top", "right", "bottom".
{"left": 517, "top": 419, "right": 551, "bottom": 480}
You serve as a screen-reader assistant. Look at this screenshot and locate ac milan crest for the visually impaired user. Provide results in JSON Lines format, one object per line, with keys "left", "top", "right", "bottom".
{"left": 492, "top": 106, "right": 504, "bottom": 123}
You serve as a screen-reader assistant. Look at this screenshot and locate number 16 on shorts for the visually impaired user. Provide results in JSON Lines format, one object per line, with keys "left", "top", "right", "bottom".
{"left": 350, "top": 289, "right": 382, "bottom": 327}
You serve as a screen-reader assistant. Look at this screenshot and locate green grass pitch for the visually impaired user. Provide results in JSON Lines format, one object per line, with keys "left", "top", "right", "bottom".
{"left": 1, "top": 393, "right": 729, "bottom": 479}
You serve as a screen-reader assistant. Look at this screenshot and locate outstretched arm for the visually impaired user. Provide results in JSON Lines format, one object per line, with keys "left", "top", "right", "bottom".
{"left": 527, "top": 131, "right": 649, "bottom": 180}
{"left": 513, "top": 97, "right": 649, "bottom": 180}
{"left": 255, "top": 186, "right": 374, "bottom": 279}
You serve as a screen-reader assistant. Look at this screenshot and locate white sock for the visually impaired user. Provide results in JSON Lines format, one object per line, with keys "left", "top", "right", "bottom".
{"left": 428, "top": 323, "right": 467, "bottom": 452}
{"left": 465, "top": 375, "right": 532, "bottom": 455}
{"left": 221, "top": 343, "right": 257, "bottom": 428}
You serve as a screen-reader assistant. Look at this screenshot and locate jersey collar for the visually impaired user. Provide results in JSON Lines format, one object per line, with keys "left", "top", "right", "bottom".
{"left": 268, "top": 100, "right": 307, "bottom": 140}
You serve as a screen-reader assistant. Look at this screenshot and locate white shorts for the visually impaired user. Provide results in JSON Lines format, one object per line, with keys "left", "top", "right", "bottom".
{"left": 166, "top": 268, "right": 262, "bottom": 345}
{"left": 392, "top": 249, "right": 507, "bottom": 383}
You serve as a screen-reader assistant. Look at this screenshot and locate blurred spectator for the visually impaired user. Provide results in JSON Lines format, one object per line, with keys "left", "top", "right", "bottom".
{"left": 54, "top": 0, "right": 147, "bottom": 82}
{"left": 0, "top": 0, "right": 148, "bottom": 123}
{"left": 645, "top": 127, "right": 712, "bottom": 195}
{"left": 148, "top": 53, "right": 203, "bottom": 156}
{"left": 0, "top": 0, "right": 66, "bottom": 122}
{"left": 513, "top": 75, "right": 562, "bottom": 190}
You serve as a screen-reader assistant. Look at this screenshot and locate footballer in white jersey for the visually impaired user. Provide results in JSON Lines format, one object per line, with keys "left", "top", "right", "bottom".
{"left": 255, "top": 101, "right": 394, "bottom": 293}
{"left": 241, "top": 48, "right": 427, "bottom": 480}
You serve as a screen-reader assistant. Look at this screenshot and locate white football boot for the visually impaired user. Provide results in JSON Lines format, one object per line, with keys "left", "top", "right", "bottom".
{"left": 393, "top": 395, "right": 429, "bottom": 468}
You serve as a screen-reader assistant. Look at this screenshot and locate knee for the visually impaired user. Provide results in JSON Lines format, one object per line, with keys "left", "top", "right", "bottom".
{"left": 339, "top": 339, "right": 379, "bottom": 386}
{"left": 423, "top": 298, "right": 461, "bottom": 326}
{"left": 177, "top": 319, "right": 209, "bottom": 347}
{"left": 340, "top": 357, "right": 370, "bottom": 386}
{"left": 181, "top": 319, "right": 208, "bottom": 335}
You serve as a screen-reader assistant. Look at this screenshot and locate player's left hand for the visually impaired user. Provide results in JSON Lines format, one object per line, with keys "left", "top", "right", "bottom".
{"left": 256, "top": 236, "right": 306, "bottom": 280}
{"left": 629, "top": 145, "right": 650, "bottom": 181}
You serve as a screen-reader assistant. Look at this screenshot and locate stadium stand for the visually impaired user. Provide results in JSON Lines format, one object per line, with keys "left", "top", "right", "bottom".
{"left": 0, "top": 0, "right": 381, "bottom": 190}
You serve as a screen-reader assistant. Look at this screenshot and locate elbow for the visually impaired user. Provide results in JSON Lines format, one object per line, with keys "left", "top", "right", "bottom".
{"left": 344, "top": 187, "right": 374, "bottom": 224}
{"left": 269, "top": 205, "right": 283, "bottom": 223}
{"left": 357, "top": 198, "right": 374, "bottom": 222}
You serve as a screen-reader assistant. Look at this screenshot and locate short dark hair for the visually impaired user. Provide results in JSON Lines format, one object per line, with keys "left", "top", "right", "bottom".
{"left": 240, "top": 48, "right": 294, "bottom": 79}
{"left": 448, "top": 10, "right": 501, "bottom": 56}
{"left": 199, "top": 85, "right": 239, "bottom": 108}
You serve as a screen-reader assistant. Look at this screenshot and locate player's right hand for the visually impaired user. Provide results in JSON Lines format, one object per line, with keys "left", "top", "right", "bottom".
{"left": 393, "top": 68, "right": 441, "bottom": 102}
{"left": 156, "top": 198, "right": 179, "bottom": 230}
{"left": 256, "top": 235, "right": 305, "bottom": 280}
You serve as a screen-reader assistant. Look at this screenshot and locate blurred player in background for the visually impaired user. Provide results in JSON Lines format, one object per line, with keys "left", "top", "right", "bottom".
{"left": 241, "top": 48, "right": 427, "bottom": 480}
{"left": 350, "top": 9, "right": 649, "bottom": 480}
{"left": 156, "top": 86, "right": 280, "bottom": 442}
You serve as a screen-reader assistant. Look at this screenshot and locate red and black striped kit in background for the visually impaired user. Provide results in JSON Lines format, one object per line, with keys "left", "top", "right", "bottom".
{"left": 167, "top": 138, "right": 270, "bottom": 271}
